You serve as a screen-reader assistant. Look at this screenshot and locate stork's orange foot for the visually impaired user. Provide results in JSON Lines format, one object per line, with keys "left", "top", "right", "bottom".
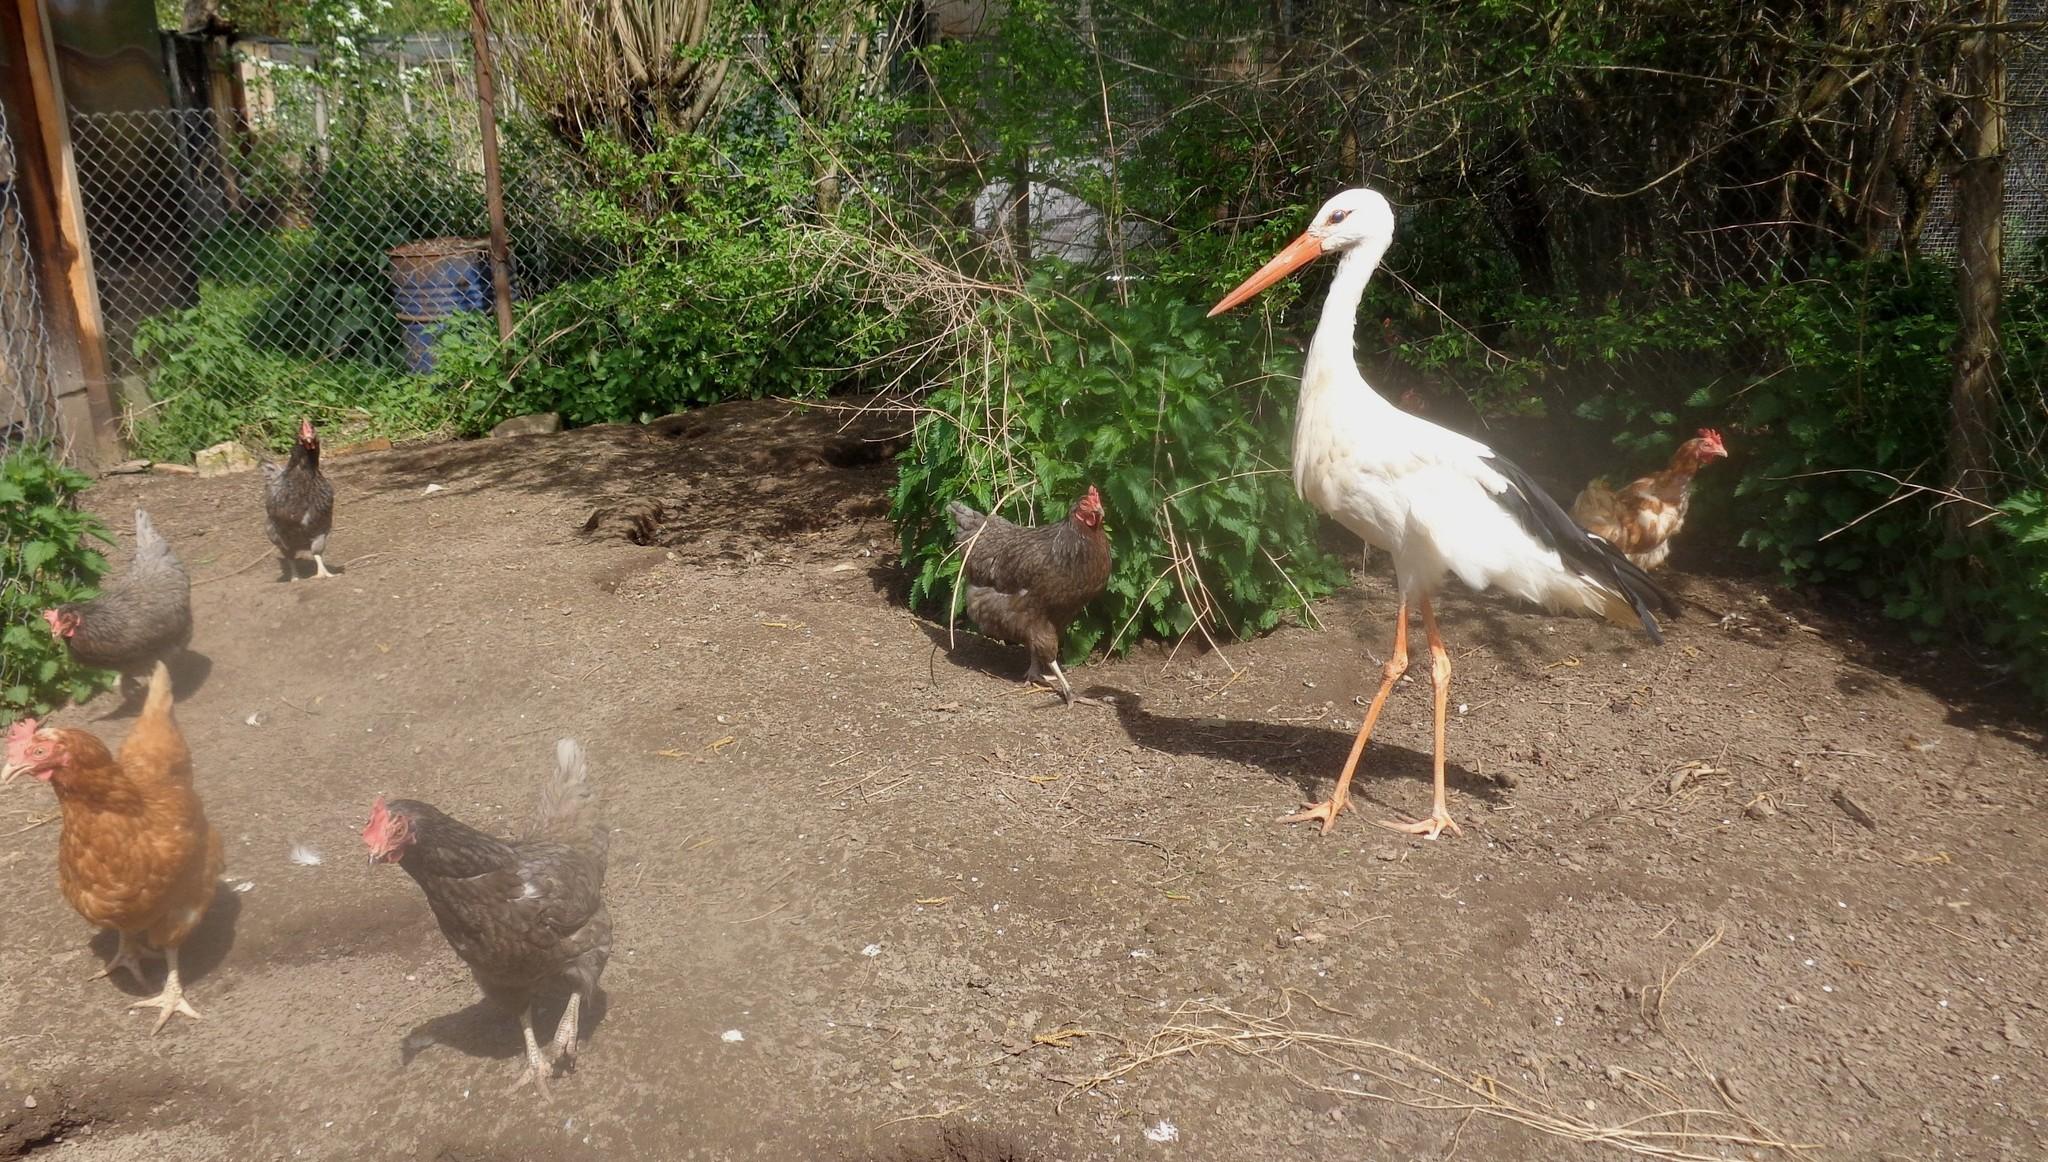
{"left": 1279, "top": 792, "right": 1352, "bottom": 833}
{"left": 1378, "top": 808, "right": 1462, "bottom": 840}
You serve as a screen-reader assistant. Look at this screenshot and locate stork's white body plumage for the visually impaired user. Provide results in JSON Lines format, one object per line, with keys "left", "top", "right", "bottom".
{"left": 1291, "top": 244, "right": 1634, "bottom": 625}
{"left": 1211, "top": 188, "right": 1675, "bottom": 838}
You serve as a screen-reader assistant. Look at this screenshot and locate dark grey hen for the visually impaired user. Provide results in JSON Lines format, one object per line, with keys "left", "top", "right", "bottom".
{"left": 263, "top": 416, "right": 335, "bottom": 580}
{"left": 43, "top": 508, "right": 192, "bottom": 700}
{"left": 364, "top": 739, "right": 611, "bottom": 1097}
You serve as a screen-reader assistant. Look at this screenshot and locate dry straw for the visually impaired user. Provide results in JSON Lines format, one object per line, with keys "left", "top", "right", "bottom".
{"left": 1061, "top": 992, "right": 1809, "bottom": 1161}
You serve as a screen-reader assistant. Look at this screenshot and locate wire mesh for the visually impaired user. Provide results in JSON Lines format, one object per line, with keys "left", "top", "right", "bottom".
{"left": 1, "top": 98, "right": 59, "bottom": 453}
{"left": 69, "top": 103, "right": 611, "bottom": 380}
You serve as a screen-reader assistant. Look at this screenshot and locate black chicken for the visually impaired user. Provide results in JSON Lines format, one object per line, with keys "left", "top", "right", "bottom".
{"left": 44, "top": 508, "right": 192, "bottom": 701}
{"left": 363, "top": 739, "right": 611, "bottom": 1096}
{"left": 947, "top": 485, "right": 1113, "bottom": 704}
{"left": 263, "top": 417, "right": 335, "bottom": 580}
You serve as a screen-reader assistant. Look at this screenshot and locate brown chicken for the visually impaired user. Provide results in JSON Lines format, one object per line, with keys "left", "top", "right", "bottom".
{"left": 1571, "top": 428, "right": 1728, "bottom": 570}
{"left": 948, "top": 485, "right": 1113, "bottom": 704}
{"left": 363, "top": 739, "right": 611, "bottom": 1097}
{"left": 263, "top": 417, "right": 336, "bottom": 580}
{"left": 44, "top": 508, "right": 192, "bottom": 702}
{"left": 2, "top": 662, "right": 224, "bottom": 1033}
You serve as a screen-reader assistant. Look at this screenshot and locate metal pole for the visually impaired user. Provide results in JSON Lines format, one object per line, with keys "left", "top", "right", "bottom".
{"left": 466, "top": 0, "right": 514, "bottom": 342}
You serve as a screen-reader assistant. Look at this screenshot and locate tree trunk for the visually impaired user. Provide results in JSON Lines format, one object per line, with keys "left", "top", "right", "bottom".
{"left": 1946, "top": 0, "right": 2006, "bottom": 547}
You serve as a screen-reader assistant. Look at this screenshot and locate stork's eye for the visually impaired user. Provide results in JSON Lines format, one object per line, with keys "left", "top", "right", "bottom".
{"left": 1327, "top": 209, "right": 1350, "bottom": 224}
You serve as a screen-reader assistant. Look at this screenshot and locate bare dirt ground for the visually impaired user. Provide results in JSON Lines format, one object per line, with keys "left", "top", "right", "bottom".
{"left": 3, "top": 398, "right": 2044, "bottom": 1162}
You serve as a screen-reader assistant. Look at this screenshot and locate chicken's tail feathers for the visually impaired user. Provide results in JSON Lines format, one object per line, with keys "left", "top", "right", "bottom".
{"left": 133, "top": 509, "right": 174, "bottom": 563}
{"left": 947, "top": 500, "right": 986, "bottom": 540}
{"left": 141, "top": 660, "right": 175, "bottom": 720}
{"left": 530, "top": 736, "right": 604, "bottom": 846}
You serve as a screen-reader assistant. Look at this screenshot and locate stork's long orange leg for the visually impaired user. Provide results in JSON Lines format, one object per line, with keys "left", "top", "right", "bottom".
{"left": 1281, "top": 599, "right": 1408, "bottom": 833}
{"left": 1380, "top": 595, "right": 1462, "bottom": 839}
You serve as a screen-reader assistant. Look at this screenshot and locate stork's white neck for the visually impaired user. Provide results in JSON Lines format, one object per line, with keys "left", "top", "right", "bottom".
{"left": 1304, "top": 234, "right": 1392, "bottom": 401}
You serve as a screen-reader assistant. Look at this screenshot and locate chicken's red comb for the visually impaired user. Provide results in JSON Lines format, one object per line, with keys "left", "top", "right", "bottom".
{"left": 5, "top": 718, "right": 41, "bottom": 761}
{"left": 1698, "top": 428, "right": 1724, "bottom": 445}
{"left": 362, "top": 796, "right": 389, "bottom": 843}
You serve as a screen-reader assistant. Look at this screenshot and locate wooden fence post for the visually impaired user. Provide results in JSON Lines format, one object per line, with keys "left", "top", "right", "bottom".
{"left": 2, "top": 0, "right": 118, "bottom": 467}
{"left": 466, "top": 0, "right": 515, "bottom": 343}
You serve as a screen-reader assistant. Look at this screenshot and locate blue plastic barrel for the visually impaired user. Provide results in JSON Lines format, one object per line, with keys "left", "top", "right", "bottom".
{"left": 386, "top": 238, "right": 490, "bottom": 373}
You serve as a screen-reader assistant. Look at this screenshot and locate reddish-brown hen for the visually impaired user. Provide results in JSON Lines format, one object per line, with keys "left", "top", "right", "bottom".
{"left": 948, "top": 485, "right": 1113, "bottom": 704}
{"left": 1571, "top": 429, "right": 1729, "bottom": 571}
{"left": 2, "top": 662, "right": 224, "bottom": 1033}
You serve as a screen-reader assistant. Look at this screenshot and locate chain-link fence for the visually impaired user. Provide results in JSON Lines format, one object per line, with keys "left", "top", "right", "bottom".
{"left": 62, "top": 33, "right": 614, "bottom": 457}
{"left": 1, "top": 99, "right": 59, "bottom": 453}
{"left": 70, "top": 103, "right": 611, "bottom": 368}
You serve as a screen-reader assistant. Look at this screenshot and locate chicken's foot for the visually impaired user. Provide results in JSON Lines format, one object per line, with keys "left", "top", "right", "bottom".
{"left": 129, "top": 946, "right": 203, "bottom": 1035}
{"left": 93, "top": 932, "right": 152, "bottom": 982}
{"left": 549, "top": 992, "right": 582, "bottom": 1069}
{"left": 506, "top": 1010, "right": 554, "bottom": 1099}
{"left": 311, "top": 553, "right": 335, "bottom": 579}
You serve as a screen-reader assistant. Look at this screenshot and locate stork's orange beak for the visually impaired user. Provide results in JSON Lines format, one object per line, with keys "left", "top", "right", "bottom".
{"left": 1208, "top": 232, "right": 1326, "bottom": 317}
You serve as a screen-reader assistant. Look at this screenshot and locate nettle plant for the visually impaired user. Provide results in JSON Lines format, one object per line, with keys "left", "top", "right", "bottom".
{"left": 892, "top": 276, "right": 1347, "bottom": 663}
{"left": 0, "top": 447, "right": 114, "bottom": 716}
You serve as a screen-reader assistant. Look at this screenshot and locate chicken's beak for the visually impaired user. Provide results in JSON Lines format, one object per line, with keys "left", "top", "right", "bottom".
{"left": 1208, "top": 232, "right": 1326, "bottom": 317}
{"left": 0, "top": 761, "right": 28, "bottom": 786}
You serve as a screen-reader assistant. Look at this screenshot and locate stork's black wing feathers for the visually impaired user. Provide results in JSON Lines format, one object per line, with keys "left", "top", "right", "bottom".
{"left": 1481, "top": 451, "right": 1680, "bottom": 644}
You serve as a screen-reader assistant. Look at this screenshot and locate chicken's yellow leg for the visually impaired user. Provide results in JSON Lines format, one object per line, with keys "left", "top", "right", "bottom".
{"left": 1380, "top": 595, "right": 1463, "bottom": 839}
{"left": 1282, "top": 599, "right": 1409, "bottom": 833}
{"left": 130, "top": 945, "right": 203, "bottom": 1035}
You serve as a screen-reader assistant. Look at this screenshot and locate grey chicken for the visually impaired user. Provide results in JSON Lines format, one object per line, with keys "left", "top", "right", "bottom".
{"left": 44, "top": 508, "right": 192, "bottom": 701}
{"left": 363, "top": 739, "right": 611, "bottom": 1097}
{"left": 263, "top": 417, "right": 335, "bottom": 580}
{"left": 948, "top": 485, "right": 1113, "bottom": 704}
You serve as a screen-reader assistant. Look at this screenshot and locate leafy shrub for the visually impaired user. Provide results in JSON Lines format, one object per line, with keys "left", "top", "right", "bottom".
{"left": 892, "top": 276, "right": 1347, "bottom": 662}
{"left": 130, "top": 284, "right": 460, "bottom": 459}
{"left": 0, "top": 447, "right": 114, "bottom": 716}
{"left": 249, "top": 134, "right": 489, "bottom": 365}
{"left": 1977, "top": 492, "right": 2048, "bottom": 699}
{"left": 1428, "top": 255, "right": 2048, "bottom": 697}
{"left": 464, "top": 130, "right": 905, "bottom": 428}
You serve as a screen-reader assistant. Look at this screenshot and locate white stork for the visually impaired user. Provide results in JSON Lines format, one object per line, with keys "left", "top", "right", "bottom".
{"left": 1209, "top": 188, "right": 1677, "bottom": 839}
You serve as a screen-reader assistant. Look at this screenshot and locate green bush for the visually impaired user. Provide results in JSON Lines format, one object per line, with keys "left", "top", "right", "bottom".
{"left": 460, "top": 130, "right": 906, "bottom": 429}
{"left": 249, "top": 135, "right": 488, "bottom": 365}
{"left": 130, "top": 284, "right": 459, "bottom": 460}
{"left": 892, "top": 276, "right": 1347, "bottom": 662}
{"left": 0, "top": 447, "right": 114, "bottom": 717}
{"left": 1421, "top": 256, "right": 2048, "bottom": 698}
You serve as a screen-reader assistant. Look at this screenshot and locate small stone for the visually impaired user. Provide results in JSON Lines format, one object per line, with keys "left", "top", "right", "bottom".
{"left": 22, "top": 1095, "right": 36, "bottom": 1109}
{"left": 491, "top": 412, "right": 562, "bottom": 439}
{"left": 1744, "top": 799, "right": 1778, "bottom": 820}
{"left": 1495, "top": 770, "right": 1521, "bottom": 788}
{"left": 2004, "top": 1015, "right": 2031, "bottom": 1048}
{"left": 1787, "top": 991, "right": 1806, "bottom": 1007}
{"left": 889, "top": 1055, "right": 914, "bottom": 1072}
{"left": 195, "top": 441, "right": 258, "bottom": 477}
